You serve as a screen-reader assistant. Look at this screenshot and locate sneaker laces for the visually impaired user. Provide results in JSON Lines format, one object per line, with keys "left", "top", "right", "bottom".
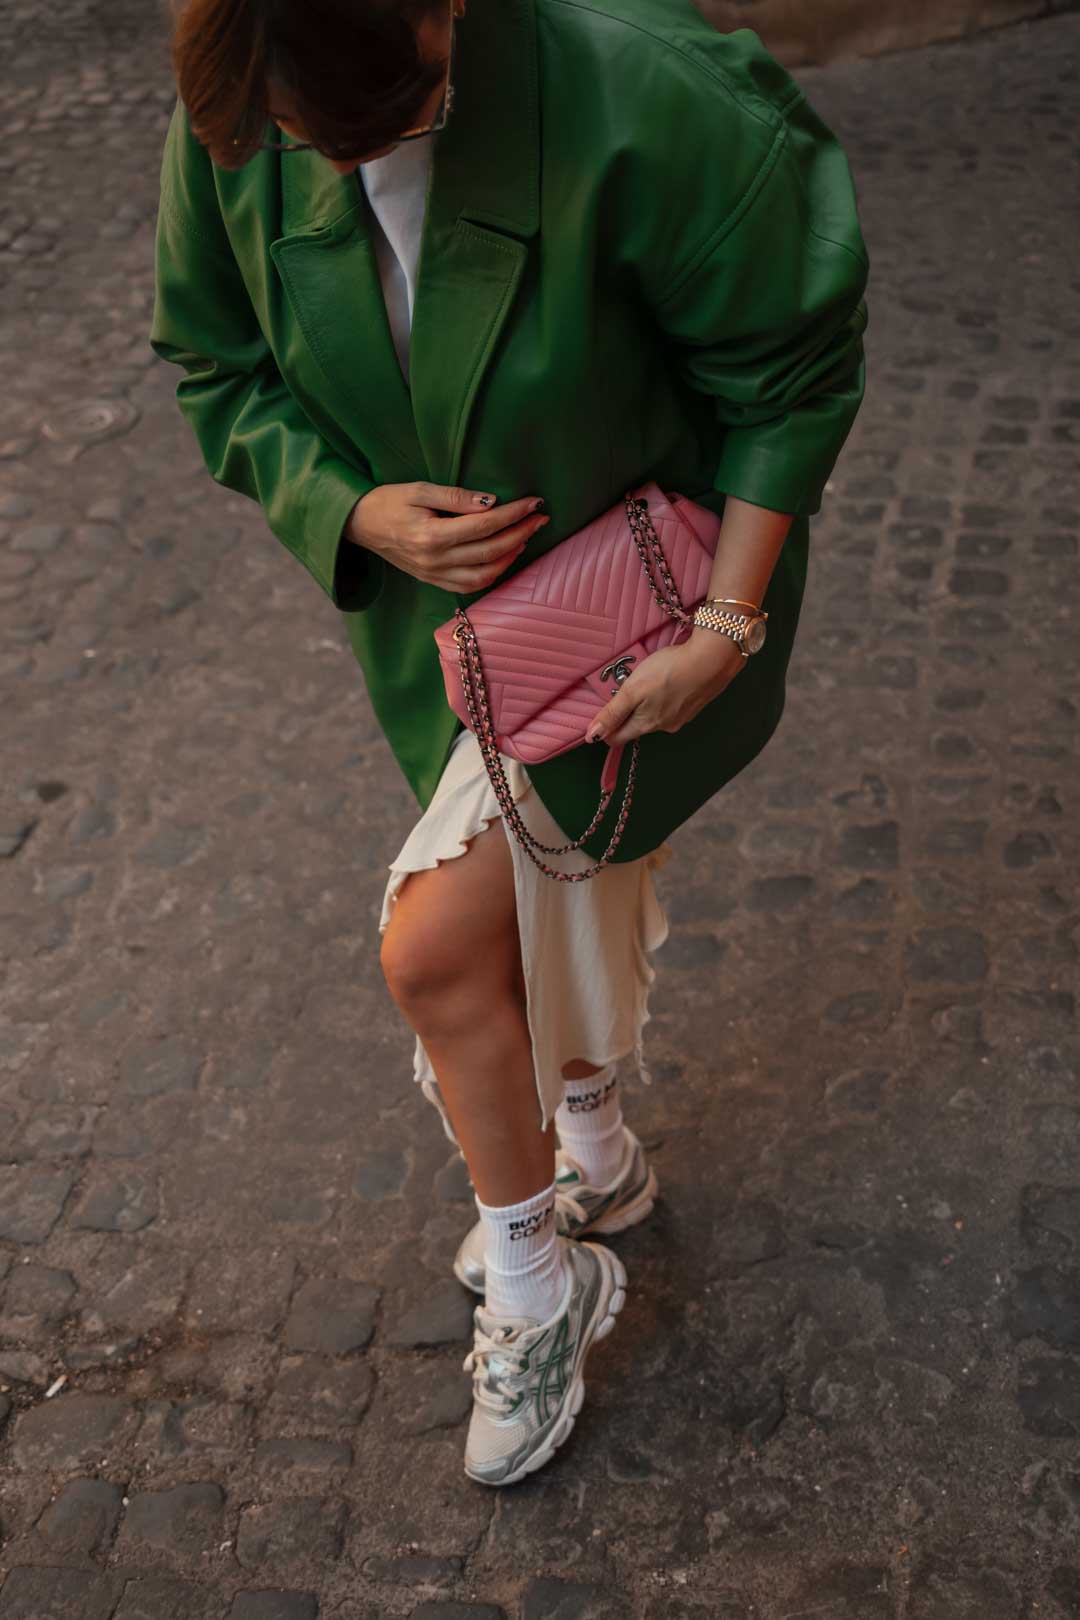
{"left": 463, "top": 1321, "right": 536, "bottom": 1415}
{"left": 554, "top": 1184, "right": 589, "bottom": 1228}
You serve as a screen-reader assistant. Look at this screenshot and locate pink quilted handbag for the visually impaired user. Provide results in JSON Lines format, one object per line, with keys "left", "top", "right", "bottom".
{"left": 433, "top": 482, "right": 724, "bottom": 881}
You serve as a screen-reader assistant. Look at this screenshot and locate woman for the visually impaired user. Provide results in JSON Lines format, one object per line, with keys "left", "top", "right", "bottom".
{"left": 151, "top": 0, "right": 868, "bottom": 1487}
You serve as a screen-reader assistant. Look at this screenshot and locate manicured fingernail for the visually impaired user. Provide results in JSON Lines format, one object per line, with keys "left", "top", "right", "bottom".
{"left": 586, "top": 725, "right": 603, "bottom": 743}
{"left": 530, "top": 498, "right": 545, "bottom": 512}
{"left": 476, "top": 493, "right": 495, "bottom": 507}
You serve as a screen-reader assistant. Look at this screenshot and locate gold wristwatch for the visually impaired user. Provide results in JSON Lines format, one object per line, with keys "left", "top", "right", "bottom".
{"left": 691, "top": 597, "right": 768, "bottom": 657}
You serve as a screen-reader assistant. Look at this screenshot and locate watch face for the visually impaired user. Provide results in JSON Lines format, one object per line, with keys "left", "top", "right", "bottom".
{"left": 745, "top": 618, "right": 767, "bottom": 654}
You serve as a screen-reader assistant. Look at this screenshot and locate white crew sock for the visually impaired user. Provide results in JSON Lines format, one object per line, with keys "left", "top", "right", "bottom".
{"left": 474, "top": 1179, "right": 566, "bottom": 1324}
{"left": 555, "top": 1061, "right": 626, "bottom": 1188}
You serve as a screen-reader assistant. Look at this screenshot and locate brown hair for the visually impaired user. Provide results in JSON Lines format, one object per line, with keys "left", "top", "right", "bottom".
{"left": 170, "top": 0, "right": 450, "bottom": 169}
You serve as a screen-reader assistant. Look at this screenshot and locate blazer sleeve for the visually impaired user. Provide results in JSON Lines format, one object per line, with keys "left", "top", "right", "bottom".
{"left": 647, "top": 88, "right": 870, "bottom": 519}
{"left": 148, "top": 102, "right": 384, "bottom": 613}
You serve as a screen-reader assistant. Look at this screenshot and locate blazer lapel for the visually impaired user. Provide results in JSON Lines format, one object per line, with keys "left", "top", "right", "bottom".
{"left": 268, "top": 0, "right": 539, "bottom": 487}
{"left": 270, "top": 170, "right": 424, "bottom": 476}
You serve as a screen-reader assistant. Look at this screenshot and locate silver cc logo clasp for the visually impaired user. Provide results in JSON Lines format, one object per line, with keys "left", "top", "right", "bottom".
{"left": 600, "top": 655, "right": 636, "bottom": 694}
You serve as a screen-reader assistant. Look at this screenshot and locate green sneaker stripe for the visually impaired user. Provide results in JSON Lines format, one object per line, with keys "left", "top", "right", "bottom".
{"left": 534, "top": 1320, "right": 556, "bottom": 1424}
{"left": 536, "top": 1314, "right": 575, "bottom": 1425}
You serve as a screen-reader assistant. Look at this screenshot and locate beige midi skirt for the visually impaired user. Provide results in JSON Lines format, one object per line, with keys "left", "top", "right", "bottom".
{"left": 377, "top": 727, "right": 673, "bottom": 1149}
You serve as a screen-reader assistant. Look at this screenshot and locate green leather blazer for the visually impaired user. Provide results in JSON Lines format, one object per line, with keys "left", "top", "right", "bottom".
{"left": 150, "top": 0, "right": 869, "bottom": 861}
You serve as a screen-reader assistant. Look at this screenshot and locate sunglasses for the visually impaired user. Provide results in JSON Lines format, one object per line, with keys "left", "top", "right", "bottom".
{"left": 255, "top": 0, "right": 457, "bottom": 162}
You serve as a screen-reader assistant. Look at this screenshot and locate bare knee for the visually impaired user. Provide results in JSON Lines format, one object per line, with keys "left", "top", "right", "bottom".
{"left": 382, "top": 925, "right": 516, "bottom": 1034}
{"left": 380, "top": 931, "right": 444, "bottom": 1015}
{"left": 380, "top": 835, "right": 524, "bottom": 1023}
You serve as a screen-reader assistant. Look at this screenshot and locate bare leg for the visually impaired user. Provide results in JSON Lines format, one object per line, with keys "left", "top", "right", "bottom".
{"left": 380, "top": 819, "right": 555, "bottom": 1207}
{"left": 563, "top": 1059, "right": 603, "bottom": 1079}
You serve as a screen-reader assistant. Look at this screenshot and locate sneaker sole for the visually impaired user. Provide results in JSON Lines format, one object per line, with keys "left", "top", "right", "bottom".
{"left": 463, "top": 1241, "right": 628, "bottom": 1487}
{"left": 452, "top": 1166, "right": 658, "bottom": 1295}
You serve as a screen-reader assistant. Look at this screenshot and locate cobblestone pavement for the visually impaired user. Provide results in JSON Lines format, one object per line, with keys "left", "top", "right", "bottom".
{"left": 1, "top": 2, "right": 1078, "bottom": 1616}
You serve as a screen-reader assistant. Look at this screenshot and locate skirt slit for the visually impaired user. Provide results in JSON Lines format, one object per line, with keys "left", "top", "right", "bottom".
{"left": 377, "top": 727, "right": 672, "bottom": 1152}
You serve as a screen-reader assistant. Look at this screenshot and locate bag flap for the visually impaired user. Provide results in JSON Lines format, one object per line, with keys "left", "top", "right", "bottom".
{"left": 434, "top": 482, "right": 720, "bottom": 735}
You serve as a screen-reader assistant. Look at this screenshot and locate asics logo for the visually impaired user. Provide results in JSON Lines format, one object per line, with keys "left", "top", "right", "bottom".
{"left": 509, "top": 1202, "right": 554, "bottom": 1240}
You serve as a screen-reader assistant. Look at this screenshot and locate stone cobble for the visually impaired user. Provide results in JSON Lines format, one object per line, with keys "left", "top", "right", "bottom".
{"left": 0, "top": 3, "right": 1078, "bottom": 1618}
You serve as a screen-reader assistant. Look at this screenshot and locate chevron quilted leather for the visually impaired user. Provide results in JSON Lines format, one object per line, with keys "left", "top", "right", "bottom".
{"left": 433, "top": 483, "right": 723, "bottom": 783}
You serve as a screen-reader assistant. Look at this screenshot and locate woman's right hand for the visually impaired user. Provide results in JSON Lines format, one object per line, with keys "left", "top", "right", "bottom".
{"left": 343, "top": 481, "right": 550, "bottom": 593}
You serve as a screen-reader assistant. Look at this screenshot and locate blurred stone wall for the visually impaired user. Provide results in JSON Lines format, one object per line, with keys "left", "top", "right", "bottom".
{"left": 695, "top": 0, "right": 1079, "bottom": 64}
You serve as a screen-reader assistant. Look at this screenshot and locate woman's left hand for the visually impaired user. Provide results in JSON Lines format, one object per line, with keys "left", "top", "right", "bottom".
{"left": 585, "top": 632, "right": 749, "bottom": 747}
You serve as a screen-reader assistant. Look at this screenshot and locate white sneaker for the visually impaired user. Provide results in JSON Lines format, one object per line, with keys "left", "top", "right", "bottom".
{"left": 461, "top": 1234, "right": 627, "bottom": 1486}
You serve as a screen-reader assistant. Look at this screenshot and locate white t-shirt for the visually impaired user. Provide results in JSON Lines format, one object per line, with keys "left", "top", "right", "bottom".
{"left": 356, "top": 137, "right": 434, "bottom": 389}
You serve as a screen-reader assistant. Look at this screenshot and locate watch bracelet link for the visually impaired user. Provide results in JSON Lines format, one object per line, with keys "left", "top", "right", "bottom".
{"left": 691, "top": 602, "right": 752, "bottom": 655}
{"left": 691, "top": 596, "right": 769, "bottom": 657}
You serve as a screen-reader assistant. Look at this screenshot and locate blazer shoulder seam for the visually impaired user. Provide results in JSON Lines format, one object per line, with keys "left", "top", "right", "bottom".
{"left": 769, "top": 87, "right": 871, "bottom": 275}
{"left": 540, "top": 0, "right": 786, "bottom": 132}
{"left": 654, "top": 92, "right": 870, "bottom": 306}
{"left": 653, "top": 121, "right": 788, "bottom": 306}
{"left": 805, "top": 218, "right": 871, "bottom": 274}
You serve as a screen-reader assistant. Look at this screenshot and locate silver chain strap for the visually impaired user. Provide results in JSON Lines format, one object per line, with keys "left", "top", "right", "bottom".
{"left": 452, "top": 490, "right": 693, "bottom": 881}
